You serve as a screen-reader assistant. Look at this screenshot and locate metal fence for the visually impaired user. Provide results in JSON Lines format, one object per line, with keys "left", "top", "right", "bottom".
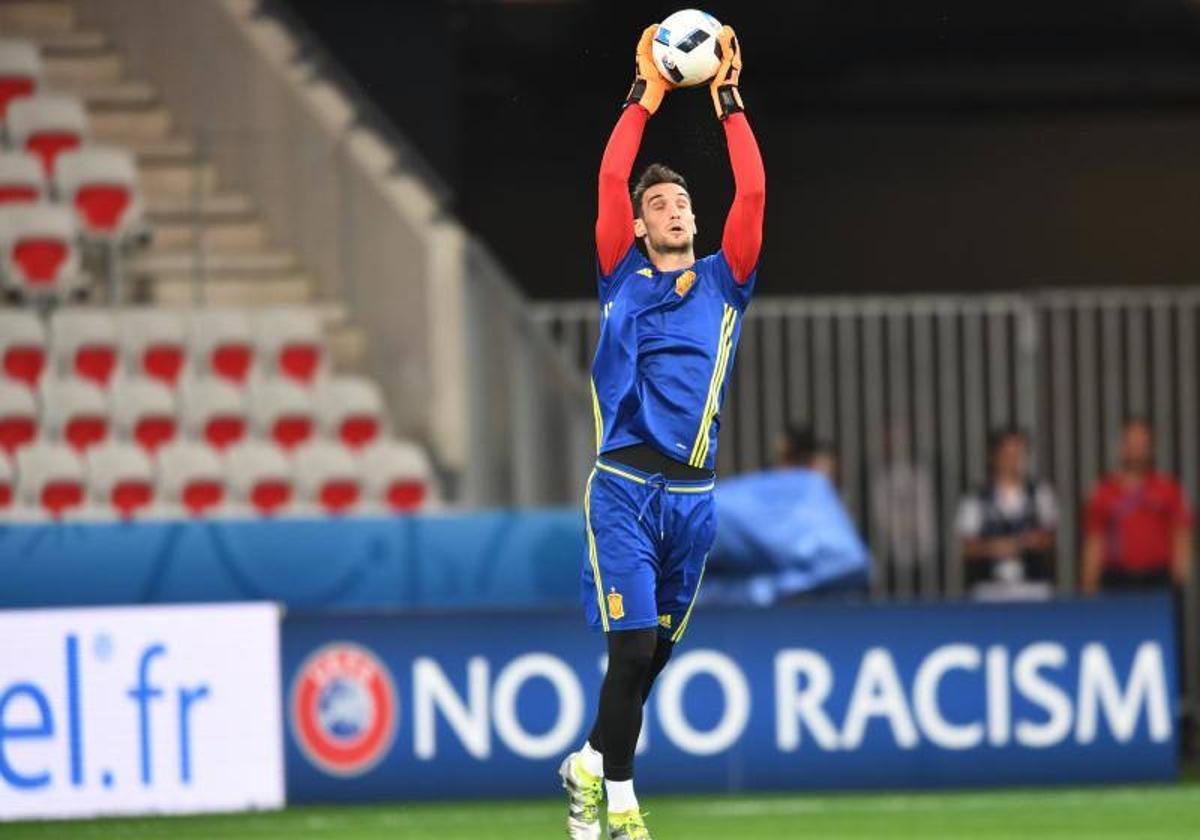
{"left": 534, "top": 288, "right": 1200, "bottom": 715}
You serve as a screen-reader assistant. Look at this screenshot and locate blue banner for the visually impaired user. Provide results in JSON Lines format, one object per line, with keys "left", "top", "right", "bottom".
{"left": 0, "top": 512, "right": 581, "bottom": 609}
{"left": 280, "top": 595, "right": 1177, "bottom": 801}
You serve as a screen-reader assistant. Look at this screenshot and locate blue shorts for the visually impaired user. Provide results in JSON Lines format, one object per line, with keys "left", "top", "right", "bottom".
{"left": 581, "top": 458, "right": 716, "bottom": 641}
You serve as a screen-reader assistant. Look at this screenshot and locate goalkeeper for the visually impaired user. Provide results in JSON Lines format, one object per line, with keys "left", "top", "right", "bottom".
{"left": 558, "top": 21, "right": 765, "bottom": 840}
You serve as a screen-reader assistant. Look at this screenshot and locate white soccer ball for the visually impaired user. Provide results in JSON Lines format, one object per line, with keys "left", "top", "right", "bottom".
{"left": 651, "top": 9, "right": 723, "bottom": 88}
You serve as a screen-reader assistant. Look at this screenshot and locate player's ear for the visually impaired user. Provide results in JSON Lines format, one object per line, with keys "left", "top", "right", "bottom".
{"left": 633, "top": 216, "right": 647, "bottom": 238}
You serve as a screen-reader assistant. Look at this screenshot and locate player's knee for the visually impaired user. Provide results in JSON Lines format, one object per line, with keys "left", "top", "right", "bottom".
{"left": 607, "top": 628, "right": 659, "bottom": 679}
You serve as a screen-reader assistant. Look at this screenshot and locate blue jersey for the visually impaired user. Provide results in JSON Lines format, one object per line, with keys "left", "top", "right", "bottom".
{"left": 589, "top": 243, "right": 757, "bottom": 471}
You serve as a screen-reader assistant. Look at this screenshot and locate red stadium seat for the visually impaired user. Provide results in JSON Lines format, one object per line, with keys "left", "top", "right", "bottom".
{"left": 156, "top": 441, "right": 226, "bottom": 517}
{"left": 359, "top": 439, "right": 434, "bottom": 513}
{"left": 315, "top": 376, "right": 387, "bottom": 450}
{"left": 16, "top": 442, "right": 85, "bottom": 518}
{"left": 0, "top": 203, "right": 83, "bottom": 300}
{"left": 179, "top": 377, "right": 247, "bottom": 452}
{"left": 188, "top": 309, "right": 256, "bottom": 385}
{"left": 55, "top": 147, "right": 144, "bottom": 239}
{"left": 249, "top": 377, "right": 314, "bottom": 451}
{"left": 85, "top": 442, "right": 155, "bottom": 519}
{"left": 111, "top": 378, "right": 177, "bottom": 454}
{"left": 41, "top": 377, "right": 109, "bottom": 453}
{"left": 50, "top": 309, "right": 119, "bottom": 388}
{"left": 0, "top": 40, "right": 41, "bottom": 121}
{"left": 224, "top": 440, "right": 293, "bottom": 516}
{"left": 0, "top": 309, "right": 45, "bottom": 389}
{"left": 0, "top": 152, "right": 45, "bottom": 205}
{"left": 0, "top": 380, "right": 37, "bottom": 454}
{"left": 254, "top": 307, "right": 326, "bottom": 385}
{"left": 0, "top": 450, "right": 12, "bottom": 510}
{"left": 6, "top": 95, "right": 87, "bottom": 176}
{"left": 294, "top": 440, "right": 361, "bottom": 515}
{"left": 118, "top": 309, "right": 187, "bottom": 386}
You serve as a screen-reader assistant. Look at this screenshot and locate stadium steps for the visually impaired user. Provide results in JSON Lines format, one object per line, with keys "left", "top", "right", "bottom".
{"left": 0, "top": 0, "right": 371, "bottom": 375}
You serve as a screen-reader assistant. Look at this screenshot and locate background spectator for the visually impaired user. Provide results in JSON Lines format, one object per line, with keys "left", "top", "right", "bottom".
{"left": 1081, "top": 418, "right": 1193, "bottom": 593}
{"left": 956, "top": 427, "right": 1058, "bottom": 600}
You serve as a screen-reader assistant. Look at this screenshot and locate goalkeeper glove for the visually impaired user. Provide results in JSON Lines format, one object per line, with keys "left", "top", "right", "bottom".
{"left": 709, "top": 25, "right": 744, "bottom": 120}
{"left": 625, "top": 24, "right": 674, "bottom": 115}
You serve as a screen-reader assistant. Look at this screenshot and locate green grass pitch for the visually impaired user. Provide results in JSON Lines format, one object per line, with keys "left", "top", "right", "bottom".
{"left": 5, "top": 783, "right": 1200, "bottom": 840}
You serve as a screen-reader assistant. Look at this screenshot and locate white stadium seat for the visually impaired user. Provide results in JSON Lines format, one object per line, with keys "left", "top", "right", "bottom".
{"left": 188, "top": 309, "right": 256, "bottom": 385}
{"left": 110, "top": 377, "right": 177, "bottom": 454}
{"left": 0, "top": 308, "right": 45, "bottom": 388}
{"left": 118, "top": 308, "right": 188, "bottom": 386}
{"left": 0, "top": 203, "right": 83, "bottom": 299}
{"left": 253, "top": 307, "right": 326, "bottom": 385}
{"left": 359, "top": 438, "right": 434, "bottom": 512}
{"left": 16, "top": 441, "right": 84, "bottom": 518}
{"left": 223, "top": 439, "right": 293, "bottom": 516}
{"left": 249, "top": 376, "right": 314, "bottom": 451}
{"left": 50, "top": 307, "right": 119, "bottom": 387}
{"left": 0, "top": 39, "right": 41, "bottom": 122}
{"left": 293, "top": 439, "right": 361, "bottom": 515}
{"left": 54, "top": 146, "right": 145, "bottom": 239}
{"left": 6, "top": 94, "right": 87, "bottom": 175}
{"left": 40, "top": 377, "right": 109, "bottom": 453}
{"left": 0, "top": 379, "right": 37, "bottom": 455}
{"left": 0, "top": 151, "right": 45, "bottom": 204}
{"left": 85, "top": 441, "right": 155, "bottom": 519}
{"left": 179, "top": 376, "right": 246, "bottom": 451}
{"left": 0, "top": 448, "right": 12, "bottom": 510}
{"left": 155, "top": 440, "right": 226, "bottom": 517}
{"left": 315, "top": 375, "right": 386, "bottom": 450}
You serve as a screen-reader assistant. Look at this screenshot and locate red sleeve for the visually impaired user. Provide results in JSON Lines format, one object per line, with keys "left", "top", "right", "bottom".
{"left": 1084, "top": 483, "right": 1110, "bottom": 536}
{"left": 721, "top": 112, "right": 766, "bottom": 284}
{"left": 596, "top": 105, "right": 648, "bottom": 276}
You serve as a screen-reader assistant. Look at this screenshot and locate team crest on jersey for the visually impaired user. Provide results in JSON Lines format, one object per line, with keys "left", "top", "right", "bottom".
{"left": 290, "top": 642, "right": 398, "bottom": 777}
{"left": 607, "top": 588, "right": 625, "bottom": 620}
{"left": 637, "top": 267, "right": 654, "bottom": 277}
{"left": 675, "top": 270, "right": 696, "bottom": 297}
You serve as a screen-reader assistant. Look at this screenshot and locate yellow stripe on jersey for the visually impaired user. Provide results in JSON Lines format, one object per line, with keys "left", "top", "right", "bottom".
{"left": 689, "top": 305, "right": 737, "bottom": 467}
{"left": 583, "top": 469, "right": 609, "bottom": 632}
{"left": 590, "top": 378, "right": 603, "bottom": 455}
{"left": 671, "top": 556, "right": 708, "bottom": 643}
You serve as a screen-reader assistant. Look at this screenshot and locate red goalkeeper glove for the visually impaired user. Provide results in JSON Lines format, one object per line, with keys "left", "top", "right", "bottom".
{"left": 709, "top": 26, "right": 744, "bottom": 120}
{"left": 624, "top": 24, "right": 675, "bottom": 115}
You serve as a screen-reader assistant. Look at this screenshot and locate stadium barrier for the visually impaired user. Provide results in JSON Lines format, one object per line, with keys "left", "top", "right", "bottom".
{"left": 0, "top": 603, "right": 283, "bottom": 821}
{"left": 281, "top": 594, "right": 1177, "bottom": 802}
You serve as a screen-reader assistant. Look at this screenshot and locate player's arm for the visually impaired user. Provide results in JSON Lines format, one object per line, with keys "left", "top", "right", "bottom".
{"left": 711, "top": 27, "right": 765, "bottom": 284}
{"left": 597, "top": 25, "right": 673, "bottom": 276}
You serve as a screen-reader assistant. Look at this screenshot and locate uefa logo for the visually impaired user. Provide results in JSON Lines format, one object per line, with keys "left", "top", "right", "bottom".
{"left": 290, "top": 642, "right": 399, "bottom": 776}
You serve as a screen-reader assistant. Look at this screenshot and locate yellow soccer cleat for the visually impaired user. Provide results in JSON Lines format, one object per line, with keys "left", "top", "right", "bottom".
{"left": 559, "top": 752, "right": 604, "bottom": 840}
{"left": 607, "top": 808, "right": 652, "bottom": 840}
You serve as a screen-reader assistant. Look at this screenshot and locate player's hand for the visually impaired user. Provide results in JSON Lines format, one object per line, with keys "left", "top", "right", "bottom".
{"left": 625, "top": 24, "right": 675, "bottom": 115}
{"left": 709, "top": 25, "right": 744, "bottom": 120}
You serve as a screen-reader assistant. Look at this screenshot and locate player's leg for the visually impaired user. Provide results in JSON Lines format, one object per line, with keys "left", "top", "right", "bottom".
{"left": 656, "top": 487, "right": 717, "bottom": 645}
{"left": 563, "top": 469, "right": 661, "bottom": 839}
{"left": 586, "top": 632, "right": 673, "bottom": 753}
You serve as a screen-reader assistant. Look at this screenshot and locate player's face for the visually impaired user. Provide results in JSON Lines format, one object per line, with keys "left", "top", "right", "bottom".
{"left": 1120, "top": 423, "right": 1153, "bottom": 471}
{"left": 634, "top": 183, "right": 696, "bottom": 255}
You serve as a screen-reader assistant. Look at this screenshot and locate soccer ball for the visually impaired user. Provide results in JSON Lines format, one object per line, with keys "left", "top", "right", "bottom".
{"left": 651, "top": 9, "right": 723, "bottom": 88}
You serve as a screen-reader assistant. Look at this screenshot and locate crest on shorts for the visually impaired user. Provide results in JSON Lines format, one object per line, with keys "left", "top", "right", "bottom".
{"left": 658, "top": 614, "right": 672, "bottom": 629}
{"left": 675, "top": 270, "right": 696, "bottom": 297}
{"left": 607, "top": 588, "right": 625, "bottom": 620}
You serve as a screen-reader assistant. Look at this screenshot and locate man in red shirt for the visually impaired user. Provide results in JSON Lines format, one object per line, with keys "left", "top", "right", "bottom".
{"left": 1081, "top": 419, "right": 1193, "bottom": 592}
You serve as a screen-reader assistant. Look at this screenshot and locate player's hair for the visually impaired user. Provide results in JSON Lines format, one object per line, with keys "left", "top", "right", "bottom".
{"left": 632, "top": 163, "right": 689, "bottom": 218}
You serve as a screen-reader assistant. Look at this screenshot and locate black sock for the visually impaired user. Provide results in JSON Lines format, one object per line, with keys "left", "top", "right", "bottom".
{"left": 586, "top": 632, "right": 675, "bottom": 776}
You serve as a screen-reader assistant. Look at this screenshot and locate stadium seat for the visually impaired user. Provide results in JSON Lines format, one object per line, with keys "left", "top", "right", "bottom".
{"left": 249, "top": 377, "right": 314, "bottom": 451}
{"left": 0, "top": 151, "right": 45, "bottom": 204}
{"left": 0, "top": 203, "right": 83, "bottom": 299}
{"left": 6, "top": 95, "right": 87, "bottom": 176}
{"left": 0, "top": 379, "right": 37, "bottom": 454}
{"left": 253, "top": 307, "right": 326, "bottom": 385}
{"left": 0, "top": 449, "right": 11, "bottom": 510}
{"left": 0, "top": 308, "right": 45, "bottom": 388}
{"left": 16, "top": 441, "right": 85, "bottom": 518}
{"left": 0, "top": 39, "right": 40, "bottom": 122}
{"left": 85, "top": 441, "right": 155, "bottom": 519}
{"left": 155, "top": 440, "right": 226, "bottom": 517}
{"left": 293, "top": 440, "right": 361, "bottom": 515}
{"left": 188, "top": 309, "right": 256, "bottom": 385}
{"left": 223, "top": 439, "right": 293, "bottom": 516}
{"left": 314, "top": 375, "right": 386, "bottom": 449}
{"left": 54, "top": 147, "right": 145, "bottom": 239}
{"left": 118, "top": 308, "right": 187, "bottom": 386}
{"left": 359, "top": 438, "right": 433, "bottom": 512}
{"left": 40, "top": 377, "right": 109, "bottom": 453}
{"left": 50, "top": 308, "right": 119, "bottom": 387}
{"left": 110, "top": 377, "right": 177, "bottom": 453}
{"left": 179, "top": 377, "right": 247, "bottom": 451}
